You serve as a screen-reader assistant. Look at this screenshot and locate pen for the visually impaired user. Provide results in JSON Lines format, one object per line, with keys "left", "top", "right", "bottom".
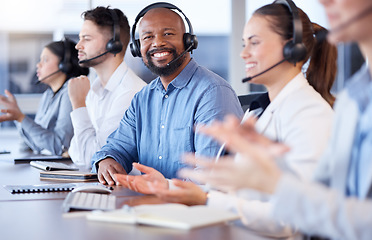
{"left": 0, "top": 150, "right": 11, "bottom": 154}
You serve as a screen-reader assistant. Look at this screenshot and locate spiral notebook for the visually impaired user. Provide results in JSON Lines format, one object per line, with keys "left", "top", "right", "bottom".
{"left": 3, "top": 183, "right": 77, "bottom": 194}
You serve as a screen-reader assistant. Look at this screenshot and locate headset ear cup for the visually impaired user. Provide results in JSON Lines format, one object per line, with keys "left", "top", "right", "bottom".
{"left": 190, "top": 34, "right": 198, "bottom": 50}
{"left": 283, "top": 41, "right": 307, "bottom": 65}
{"left": 130, "top": 39, "right": 142, "bottom": 57}
{"left": 293, "top": 43, "right": 307, "bottom": 63}
{"left": 59, "top": 62, "right": 72, "bottom": 74}
{"left": 130, "top": 42, "right": 136, "bottom": 57}
{"left": 183, "top": 33, "right": 198, "bottom": 51}
{"left": 106, "top": 39, "right": 123, "bottom": 55}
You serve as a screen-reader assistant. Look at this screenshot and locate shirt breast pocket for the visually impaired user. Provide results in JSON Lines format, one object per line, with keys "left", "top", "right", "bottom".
{"left": 171, "top": 126, "right": 194, "bottom": 153}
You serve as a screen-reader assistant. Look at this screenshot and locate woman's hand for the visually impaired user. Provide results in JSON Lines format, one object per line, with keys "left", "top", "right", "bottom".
{"left": 0, "top": 90, "right": 25, "bottom": 122}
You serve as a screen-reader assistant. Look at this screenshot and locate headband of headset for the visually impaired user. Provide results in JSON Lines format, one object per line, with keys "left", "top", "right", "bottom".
{"left": 274, "top": 0, "right": 307, "bottom": 64}
{"left": 59, "top": 38, "right": 72, "bottom": 74}
{"left": 130, "top": 2, "right": 198, "bottom": 57}
{"left": 106, "top": 8, "right": 123, "bottom": 54}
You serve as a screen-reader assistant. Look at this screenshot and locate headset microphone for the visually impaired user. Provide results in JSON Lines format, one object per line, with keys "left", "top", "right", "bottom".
{"left": 78, "top": 51, "right": 110, "bottom": 64}
{"left": 36, "top": 69, "right": 62, "bottom": 84}
{"left": 166, "top": 44, "right": 193, "bottom": 67}
{"left": 242, "top": 59, "right": 286, "bottom": 83}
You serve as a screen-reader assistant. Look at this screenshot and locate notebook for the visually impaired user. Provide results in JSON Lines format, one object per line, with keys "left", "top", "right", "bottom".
{"left": 0, "top": 150, "right": 11, "bottom": 154}
{"left": 3, "top": 183, "right": 77, "bottom": 194}
{"left": 87, "top": 203, "right": 240, "bottom": 230}
{"left": 40, "top": 171, "right": 98, "bottom": 182}
{"left": 14, "top": 155, "right": 71, "bottom": 163}
{"left": 30, "top": 161, "right": 79, "bottom": 171}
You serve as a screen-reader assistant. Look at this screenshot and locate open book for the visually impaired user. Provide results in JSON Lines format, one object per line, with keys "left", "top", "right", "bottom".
{"left": 87, "top": 203, "right": 239, "bottom": 230}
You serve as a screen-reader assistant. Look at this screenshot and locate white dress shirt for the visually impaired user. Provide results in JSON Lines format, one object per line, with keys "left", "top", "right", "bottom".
{"left": 69, "top": 61, "right": 146, "bottom": 167}
{"left": 207, "top": 73, "right": 334, "bottom": 239}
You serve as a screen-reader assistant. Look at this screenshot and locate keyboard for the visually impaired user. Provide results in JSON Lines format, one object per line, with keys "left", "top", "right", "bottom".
{"left": 62, "top": 192, "right": 116, "bottom": 212}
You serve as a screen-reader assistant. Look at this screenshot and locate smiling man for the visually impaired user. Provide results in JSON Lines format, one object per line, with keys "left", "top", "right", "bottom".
{"left": 91, "top": 4, "right": 243, "bottom": 186}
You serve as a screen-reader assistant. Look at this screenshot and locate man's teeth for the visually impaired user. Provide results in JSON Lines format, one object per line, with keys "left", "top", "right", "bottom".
{"left": 154, "top": 52, "right": 169, "bottom": 57}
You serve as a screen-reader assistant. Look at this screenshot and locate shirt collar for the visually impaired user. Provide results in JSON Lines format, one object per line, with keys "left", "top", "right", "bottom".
{"left": 91, "top": 61, "right": 128, "bottom": 94}
{"left": 48, "top": 80, "right": 68, "bottom": 97}
{"left": 149, "top": 58, "right": 197, "bottom": 91}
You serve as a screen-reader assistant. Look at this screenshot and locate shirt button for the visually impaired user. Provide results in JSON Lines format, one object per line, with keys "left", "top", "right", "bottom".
{"left": 159, "top": 156, "right": 162, "bottom": 159}
{"left": 161, "top": 125, "right": 165, "bottom": 129}
{"left": 164, "top": 95, "right": 168, "bottom": 99}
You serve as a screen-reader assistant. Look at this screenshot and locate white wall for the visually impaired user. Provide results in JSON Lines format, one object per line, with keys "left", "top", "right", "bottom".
{"left": 0, "top": 0, "right": 231, "bottom": 34}
{"left": 246, "top": 0, "right": 328, "bottom": 28}
{"left": 0, "top": 0, "right": 328, "bottom": 96}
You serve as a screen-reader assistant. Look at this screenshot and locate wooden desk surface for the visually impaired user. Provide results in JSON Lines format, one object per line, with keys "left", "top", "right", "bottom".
{"left": 0, "top": 128, "right": 272, "bottom": 240}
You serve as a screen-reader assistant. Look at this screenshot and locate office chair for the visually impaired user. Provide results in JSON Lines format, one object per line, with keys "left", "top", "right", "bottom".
{"left": 238, "top": 92, "right": 266, "bottom": 112}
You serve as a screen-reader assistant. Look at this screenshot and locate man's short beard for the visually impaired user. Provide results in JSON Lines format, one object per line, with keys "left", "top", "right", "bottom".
{"left": 78, "top": 52, "right": 107, "bottom": 68}
{"left": 144, "top": 48, "right": 185, "bottom": 77}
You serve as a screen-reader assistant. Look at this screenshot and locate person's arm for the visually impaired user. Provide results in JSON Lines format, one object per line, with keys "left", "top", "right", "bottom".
{"left": 205, "top": 102, "right": 333, "bottom": 237}
{"left": 68, "top": 76, "right": 91, "bottom": 165}
{"left": 272, "top": 174, "right": 372, "bottom": 240}
{"left": 91, "top": 94, "right": 140, "bottom": 184}
{"left": 182, "top": 116, "right": 372, "bottom": 240}
{"left": 194, "top": 85, "right": 243, "bottom": 158}
{"left": 17, "top": 89, "right": 73, "bottom": 155}
{"left": 207, "top": 190, "right": 297, "bottom": 238}
{"left": 69, "top": 88, "right": 137, "bottom": 167}
{"left": 68, "top": 107, "right": 96, "bottom": 165}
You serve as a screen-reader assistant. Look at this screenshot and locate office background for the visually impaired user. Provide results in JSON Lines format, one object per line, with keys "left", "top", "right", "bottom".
{"left": 0, "top": 0, "right": 364, "bottom": 128}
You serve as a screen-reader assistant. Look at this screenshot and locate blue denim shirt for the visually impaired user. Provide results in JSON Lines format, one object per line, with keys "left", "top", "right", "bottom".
{"left": 92, "top": 59, "right": 243, "bottom": 179}
{"left": 346, "top": 64, "right": 372, "bottom": 198}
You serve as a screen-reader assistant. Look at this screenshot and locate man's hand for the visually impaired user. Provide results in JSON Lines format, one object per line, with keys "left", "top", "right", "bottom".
{"left": 97, "top": 158, "right": 127, "bottom": 185}
{"left": 0, "top": 90, "right": 25, "bottom": 122}
{"left": 149, "top": 179, "right": 208, "bottom": 206}
{"left": 115, "top": 163, "right": 168, "bottom": 194}
{"left": 68, "top": 75, "right": 90, "bottom": 110}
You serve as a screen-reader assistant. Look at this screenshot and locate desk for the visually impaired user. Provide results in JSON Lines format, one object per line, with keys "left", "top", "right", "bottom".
{"left": 0, "top": 128, "right": 271, "bottom": 240}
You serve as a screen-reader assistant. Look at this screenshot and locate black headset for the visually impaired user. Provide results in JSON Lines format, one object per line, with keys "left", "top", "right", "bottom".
{"left": 130, "top": 2, "right": 198, "bottom": 58}
{"left": 58, "top": 38, "right": 72, "bottom": 74}
{"left": 106, "top": 9, "right": 123, "bottom": 55}
{"left": 274, "top": 0, "right": 307, "bottom": 65}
